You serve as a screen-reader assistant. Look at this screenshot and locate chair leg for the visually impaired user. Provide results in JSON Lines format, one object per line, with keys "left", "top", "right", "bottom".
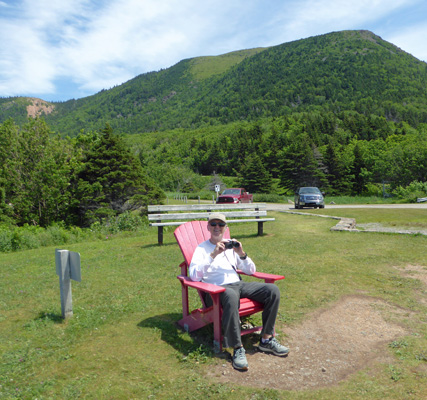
{"left": 181, "top": 285, "right": 189, "bottom": 318}
{"left": 211, "top": 293, "right": 222, "bottom": 353}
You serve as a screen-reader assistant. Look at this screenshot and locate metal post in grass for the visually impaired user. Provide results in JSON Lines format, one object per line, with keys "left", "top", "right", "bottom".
{"left": 55, "top": 249, "right": 81, "bottom": 319}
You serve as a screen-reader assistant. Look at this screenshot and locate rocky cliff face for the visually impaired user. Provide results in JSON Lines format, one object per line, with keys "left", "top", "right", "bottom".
{"left": 26, "top": 98, "right": 55, "bottom": 118}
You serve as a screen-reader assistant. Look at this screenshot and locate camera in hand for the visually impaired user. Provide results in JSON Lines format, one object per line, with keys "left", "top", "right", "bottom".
{"left": 224, "top": 240, "right": 240, "bottom": 249}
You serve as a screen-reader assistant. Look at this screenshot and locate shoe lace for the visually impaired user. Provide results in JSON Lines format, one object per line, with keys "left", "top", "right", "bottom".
{"left": 269, "top": 337, "right": 282, "bottom": 348}
{"left": 234, "top": 347, "right": 246, "bottom": 359}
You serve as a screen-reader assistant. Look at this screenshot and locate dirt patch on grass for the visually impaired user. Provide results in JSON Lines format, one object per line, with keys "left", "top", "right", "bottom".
{"left": 207, "top": 294, "right": 417, "bottom": 390}
{"left": 397, "top": 264, "right": 427, "bottom": 306}
{"left": 398, "top": 264, "right": 427, "bottom": 286}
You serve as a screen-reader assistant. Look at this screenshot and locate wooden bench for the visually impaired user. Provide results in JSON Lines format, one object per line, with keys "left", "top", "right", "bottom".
{"left": 148, "top": 203, "right": 275, "bottom": 244}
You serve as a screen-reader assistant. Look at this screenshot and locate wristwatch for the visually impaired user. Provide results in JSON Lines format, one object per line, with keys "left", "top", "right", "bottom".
{"left": 239, "top": 252, "right": 247, "bottom": 260}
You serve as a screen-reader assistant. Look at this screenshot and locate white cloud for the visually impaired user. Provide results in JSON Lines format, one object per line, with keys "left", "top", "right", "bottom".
{"left": 0, "top": 0, "right": 89, "bottom": 96}
{"left": 0, "top": 20, "right": 56, "bottom": 95}
{"left": 42, "top": 0, "right": 239, "bottom": 93}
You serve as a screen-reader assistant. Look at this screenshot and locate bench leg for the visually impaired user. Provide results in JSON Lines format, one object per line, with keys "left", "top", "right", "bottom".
{"left": 158, "top": 226, "right": 164, "bottom": 245}
{"left": 257, "top": 221, "right": 264, "bottom": 236}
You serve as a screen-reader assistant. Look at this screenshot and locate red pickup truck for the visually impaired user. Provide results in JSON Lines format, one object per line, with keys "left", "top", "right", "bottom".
{"left": 216, "top": 188, "right": 253, "bottom": 204}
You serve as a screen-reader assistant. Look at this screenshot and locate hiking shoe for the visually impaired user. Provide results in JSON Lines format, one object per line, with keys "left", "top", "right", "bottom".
{"left": 232, "top": 346, "right": 249, "bottom": 370}
{"left": 258, "top": 337, "right": 289, "bottom": 356}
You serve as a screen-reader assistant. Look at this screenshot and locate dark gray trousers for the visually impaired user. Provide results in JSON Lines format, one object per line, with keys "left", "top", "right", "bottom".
{"left": 205, "top": 281, "right": 281, "bottom": 348}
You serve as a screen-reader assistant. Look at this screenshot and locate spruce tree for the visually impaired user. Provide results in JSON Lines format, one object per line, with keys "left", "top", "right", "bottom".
{"left": 324, "top": 138, "right": 350, "bottom": 195}
{"left": 279, "top": 133, "right": 328, "bottom": 191}
{"left": 351, "top": 142, "right": 368, "bottom": 195}
{"left": 73, "top": 124, "right": 164, "bottom": 226}
{"left": 237, "top": 154, "right": 273, "bottom": 194}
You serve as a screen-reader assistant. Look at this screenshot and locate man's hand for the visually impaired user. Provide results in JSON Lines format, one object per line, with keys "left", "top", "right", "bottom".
{"left": 224, "top": 239, "right": 246, "bottom": 257}
{"left": 210, "top": 240, "right": 227, "bottom": 259}
{"left": 231, "top": 239, "right": 246, "bottom": 258}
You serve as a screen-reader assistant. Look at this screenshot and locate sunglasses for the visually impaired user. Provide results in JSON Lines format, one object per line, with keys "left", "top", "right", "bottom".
{"left": 209, "top": 222, "right": 226, "bottom": 227}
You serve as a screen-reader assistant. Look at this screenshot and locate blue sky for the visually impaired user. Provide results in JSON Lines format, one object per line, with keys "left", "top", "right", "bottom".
{"left": 1, "top": 0, "right": 427, "bottom": 102}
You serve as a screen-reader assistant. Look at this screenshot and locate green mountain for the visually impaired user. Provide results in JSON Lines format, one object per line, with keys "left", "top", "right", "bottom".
{"left": 1, "top": 30, "right": 427, "bottom": 136}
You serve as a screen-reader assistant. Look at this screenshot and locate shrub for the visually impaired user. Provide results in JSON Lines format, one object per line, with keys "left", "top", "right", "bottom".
{"left": 89, "top": 211, "right": 146, "bottom": 235}
{"left": 0, "top": 226, "right": 13, "bottom": 252}
{"left": 44, "top": 224, "right": 72, "bottom": 246}
{"left": 13, "top": 229, "right": 41, "bottom": 251}
{"left": 392, "top": 181, "right": 427, "bottom": 203}
{"left": 116, "top": 212, "right": 145, "bottom": 231}
{"left": 364, "top": 183, "right": 385, "bottom": 197}
{"left": 0, "top": 224, "right": 43, "bottom": 252}
{"left": 0, "top": 214, "right": 147, "bottom": 254}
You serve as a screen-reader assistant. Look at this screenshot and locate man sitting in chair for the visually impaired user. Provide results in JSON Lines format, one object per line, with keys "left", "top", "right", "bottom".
{"left": 189, "top": 213, "right": 289, "bottom": 370}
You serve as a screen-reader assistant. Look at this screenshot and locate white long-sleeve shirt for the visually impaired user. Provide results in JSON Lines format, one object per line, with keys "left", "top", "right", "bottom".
{"left": 189, "top": 239, "right": 256, "bottom": 285}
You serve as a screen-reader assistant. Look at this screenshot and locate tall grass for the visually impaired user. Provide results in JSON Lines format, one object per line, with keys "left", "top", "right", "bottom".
{"left": 0, "top": 223, "right": 93, "bottom": 253}
{"left": 0, "top": 212, "right": 148, "bottom": 253}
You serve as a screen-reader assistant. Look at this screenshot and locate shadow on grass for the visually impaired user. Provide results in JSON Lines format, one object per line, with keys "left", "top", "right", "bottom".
{"left": 137, "top": 312, "right": 216, "bottom": 357}
{"left": 139, "top": 242, "right": 177, "bottom": 249}
{"left": 34, "top": 311, "right": 64, "bottom": 324}
{"left": 137, "top": 313, "right": 259, "bottom": 364}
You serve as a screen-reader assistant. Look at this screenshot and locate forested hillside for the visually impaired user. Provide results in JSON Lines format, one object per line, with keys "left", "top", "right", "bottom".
{"left": 125, "top": 112, "right": 427, "bottom": 197}
{"left": 1, "top": 30, "right": 427, "bottom": 136}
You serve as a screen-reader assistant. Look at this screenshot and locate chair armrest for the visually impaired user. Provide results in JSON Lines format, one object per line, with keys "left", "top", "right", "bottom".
{"left": 178, "top": 261, "right": 188, "bottom": 275}
{"left": 237, "top": 270, "right": 285, "bottom": 283}
{"left": 177, "top": 275, "right": 226, "bottom": 294}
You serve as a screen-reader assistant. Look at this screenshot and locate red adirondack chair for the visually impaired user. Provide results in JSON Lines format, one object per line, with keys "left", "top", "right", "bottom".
{"left": 174, "top": 220, "right": 285, "bottom": 352}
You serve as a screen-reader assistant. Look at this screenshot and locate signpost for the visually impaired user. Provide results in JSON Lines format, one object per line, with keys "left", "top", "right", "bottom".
{"left": 55, "top": 249, "right": 81, "bottom": 319}
{"left": 215, "top": 184, "right": 220, "bottom": 200}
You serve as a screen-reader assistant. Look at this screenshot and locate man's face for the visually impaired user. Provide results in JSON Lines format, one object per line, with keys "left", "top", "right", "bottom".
{"left": 208, "top": 219, "right": 227, "bottom": 243}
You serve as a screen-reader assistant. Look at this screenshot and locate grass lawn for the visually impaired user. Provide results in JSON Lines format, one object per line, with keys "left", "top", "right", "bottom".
{"left": 298, "top": 207, "right": 427, "bottom": 228}
{"left": 0, "top": 210, "right": 426, "bottom": 399}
